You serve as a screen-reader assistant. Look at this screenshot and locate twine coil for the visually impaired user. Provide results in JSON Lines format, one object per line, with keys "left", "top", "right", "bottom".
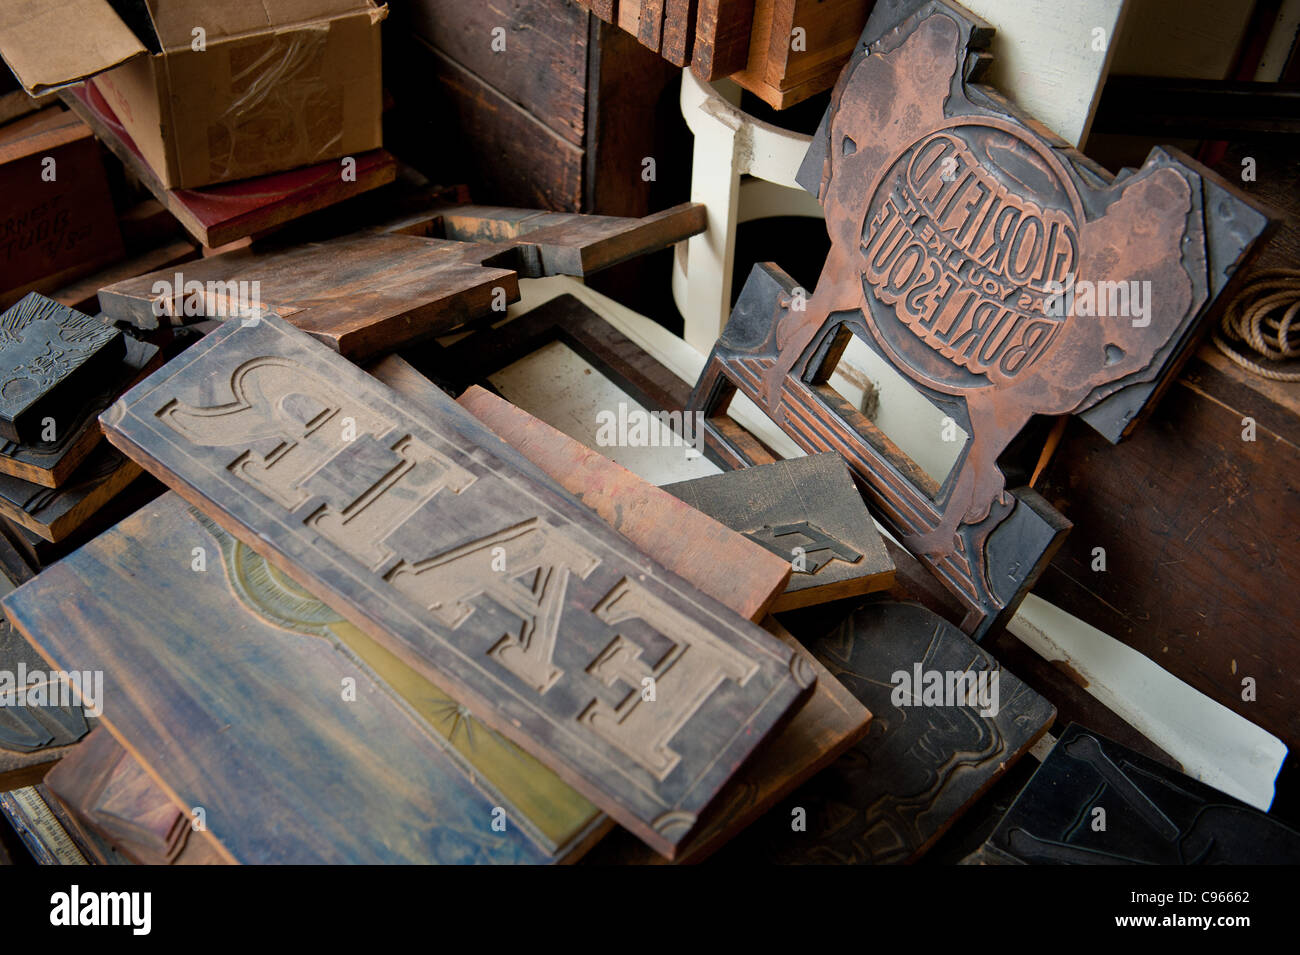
{"left": 1213, "top": 269, "right": 1300, "bottom": 382}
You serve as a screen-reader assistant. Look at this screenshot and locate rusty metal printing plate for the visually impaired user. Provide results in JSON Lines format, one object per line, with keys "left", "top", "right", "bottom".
{"left": 687, "top": 0, "right": 1277, "bottom": 639}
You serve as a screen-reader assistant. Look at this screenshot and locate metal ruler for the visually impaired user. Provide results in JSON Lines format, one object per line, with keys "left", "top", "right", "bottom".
{"left": 0, "top": 787, "right": 88, "bottom": 865}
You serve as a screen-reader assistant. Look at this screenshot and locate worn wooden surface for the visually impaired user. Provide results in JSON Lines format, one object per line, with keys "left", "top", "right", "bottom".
{"left": 662, "top": 0, "right": 698, "bottom": 66}
{"left": 50, "top": 240, "right": 199, "bottom": 316}
{"left": 6, "top": 494, "right": 591, "bottom": 864}
{"left": 390, "top": 9, "right": 682, "bottom": 217}
{"left": 61, "top": 82, "right": 396, "bottom": 248}
{"left": 406, "top": 36, "right": 585, "bottom": 211}
{"left": 688, "top": 2, "right": 1277, "bottom": 639}
{"left": 584, "top": 616, "right": 871, "bottom": 863}
{"left": 425, "top": 293, "right": 784, "bottom": 469}
{"left": 429, "top": 203, "right": 706, "bottom": 276}
{"left": 100, "top": 234, "right": 516, "bottom": 361}
{"left": 0, "top": 294, "right": 123, "bottom": 444}
{"left": 0, "top": 593, "right": 90, "bottom": 790}
{"left": 692, "top": 0, "right": 756, "bottom": 78}
{"left": 99, "top": 313, "right": 813, "bottom": 858}
{"left": 404, "top": 0, "right": 591, "bottom": 147}
{"left": 583, "top": 0, "right": 864, "bottom": 105}
{"left": 0, "top": 469, "right": 163, "bottom": 569}
{"left": 715, "top": 600, "right": 1055, "bottom": 864}
{"left": 0, "top": 337, "right": 161, "bottom": 488}
{"left": 664, "top": 453, "right": 895, "bottom": 610}
{"left": 0, "top": 444, "right": 141, "bottom": 542}
{"left": 1035, "top": 347, "right": 1300, "bottom": 756}
{"left": 0, "top": 107, "right": 123, "bottom": 307}
{"left": 984, "top": 724, "right": 1300, "bottom": 864}
{"left": 732, "top": 0, "right": 873, "bottom": 109}
{"left": 454, "top": 383, "right": 790, "bottom": 621}
{"left": 98, "top": 205, "right": 701, "bottom": 361}
{"left": 44, "top": 727, "right": 227, "bottom": 866}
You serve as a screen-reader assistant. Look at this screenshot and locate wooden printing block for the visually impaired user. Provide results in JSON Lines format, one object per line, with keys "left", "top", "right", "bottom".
{"left": 0, "top": 294, "right": 124, "bottom": 445}
{"left": 0, "top": 603, "right": 90, "bottom": 790}
{"left": 95, "top": 203, "right": 705, "bottom": 362}
{"left": 6, "top": 493, "right": 603, "bottom": 864}
{"left": 454, "top": 383, "right": 791, "bottom": 622}
{"left": 0, "top": 357, "right": 799, "bottom": 863}
{"left": 982, "top": 723, "right": 1300, "bottom": 865}
{"left": 0, "top": 783, "right": 114, "bottom": 865}
{"left": 713, "top": 600, "right": 1054, "bottom": 864}
{"left": 44, "top": 727, "right": 226, "bottom": 866}
{"left": 0, "top": 443, "right": 141, "bottom": 542}
{"left": 94, "top": 314, "right": 814, "bottom": 859}
{"left": 662, "top": 453, "right": 895, "bottom": 610}
{"left": 0, "top": 468, "right": 163, "bottom": 568}
{"left": 692, "top": 0, "right": 755, "bottom": 80}
{"left": 453, "top": 384, "right": 871, "bottom": 863}
{"left": 581, "top": 616, "right": 871, "bottom": 865}
{"left": 0, "top": 336, "right": 162, "bottom": 488}
{"left": 686, "top": 0, "right": 1278, "bottom": 639}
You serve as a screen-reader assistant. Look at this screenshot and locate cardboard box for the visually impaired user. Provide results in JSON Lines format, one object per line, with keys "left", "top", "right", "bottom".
{"left": 0, "top": 0, "right": 386, "bottom": 190}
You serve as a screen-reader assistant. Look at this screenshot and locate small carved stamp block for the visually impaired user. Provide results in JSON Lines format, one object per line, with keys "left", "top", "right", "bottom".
{"left": 0, "top": 294, "right": 124, "bottom": 445}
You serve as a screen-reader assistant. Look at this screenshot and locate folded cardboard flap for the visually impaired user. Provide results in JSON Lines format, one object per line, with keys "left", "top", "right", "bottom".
{"left": 0, "top": 0, "right": 384, "bottom": 94}
{"left": 146, "top": 0, "right": 379, "bottom": 52}
{"left": 0, "top": 0, "right": 146, "bottom": 95}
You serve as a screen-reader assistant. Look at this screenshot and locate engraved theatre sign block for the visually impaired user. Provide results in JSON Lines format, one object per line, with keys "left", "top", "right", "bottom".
{"left": 687, "top": 0, "right": 1278, "bottom": 638}
{"left": 99, "top": 314, "right": 814, "bottom": 858}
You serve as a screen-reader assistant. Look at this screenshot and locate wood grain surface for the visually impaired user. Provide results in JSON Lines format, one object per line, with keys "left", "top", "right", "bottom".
{"left": 454, "top": 383, "right": 789, "bottom": 621}
{"left": 664, "top": 453, "right": 895, "bottom": 610}
{"left": 98, "top": 313, "right": 814, "bottom": 858}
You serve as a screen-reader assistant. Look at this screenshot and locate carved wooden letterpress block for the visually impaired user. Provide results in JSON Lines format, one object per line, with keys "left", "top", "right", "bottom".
{"left": 96, "top": 314, "right": 814, "bottom": 858}
{"left": 0, "top": 610, "right": 89, "bottom": 790}
{"left": 452, "top": 382, "right": 792, "bottom": 621}
{"left": 44, "top": 727, "right": 228, "bottom": 866}
{"left": 96, "top": 204, "right": 704, "bottom": 361}
{"left": 0, "top": 443, "right": 142, "bottom": 542}
{"left": 7, "top": 495, "right": 608, "bottom": 863}
{"left": 715, "top": 600, "right": 1054, "bottom": 864}
{"left": 984, "top": 723, "right": 1300, "bottom": 864}
{"left": 0, "top": 294, "right": 124, "bottom": 445}
{"left": 662, "top": 453, "right": 895, "bottom": 610}
{"left": 687, "top": 0, "right": 1277, "bottom": 638}
{"left": 0, "top": 337, "right": 161, "bottom": 488}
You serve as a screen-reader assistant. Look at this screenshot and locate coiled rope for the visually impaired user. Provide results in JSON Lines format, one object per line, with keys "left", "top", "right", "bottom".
{"left": 1213, "top": 269, "right": 1300, "bottom": 382}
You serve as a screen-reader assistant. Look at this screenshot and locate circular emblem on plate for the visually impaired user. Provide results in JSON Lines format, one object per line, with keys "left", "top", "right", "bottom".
{"left": 858, "top": 118, "right": 1085, "bottom": 390}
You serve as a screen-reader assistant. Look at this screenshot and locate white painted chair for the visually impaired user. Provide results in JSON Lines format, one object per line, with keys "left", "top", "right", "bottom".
{"left": 670, "top": 70, "right": 822, "bottom": 356}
